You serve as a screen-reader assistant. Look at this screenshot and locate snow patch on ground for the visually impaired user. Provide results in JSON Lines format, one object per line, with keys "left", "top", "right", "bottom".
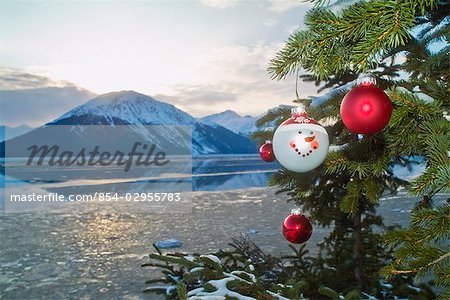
{"left": 200, "top": 254, "right": 221, "bottom": 265}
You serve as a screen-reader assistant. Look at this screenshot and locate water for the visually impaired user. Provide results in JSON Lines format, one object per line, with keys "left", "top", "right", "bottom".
{"left": 1, "top": 154, "right": 278, "bottom": 189}
{"left": 192, "top": 154, "right": 279, "bottom": 191}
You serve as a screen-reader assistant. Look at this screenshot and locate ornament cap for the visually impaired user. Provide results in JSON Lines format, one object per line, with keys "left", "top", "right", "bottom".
{"left": 265, "top": 140, "right": 272, "bottom": 144}
{"left": 357, "top": 74, "right": 377, "bottom": 86}
{"left": 281, "top": 104, "right": 321, "bottom": 126}
{"left": 291, "top": 105, "right": 307, "bottom": 117}
{"left": 290, "top": 208, "right": 302, "bottom": 215}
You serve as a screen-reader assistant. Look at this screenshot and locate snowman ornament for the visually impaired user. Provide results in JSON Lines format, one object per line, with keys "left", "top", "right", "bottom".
{"left": 273, "top": 106, "right": 329, "bottom": 173}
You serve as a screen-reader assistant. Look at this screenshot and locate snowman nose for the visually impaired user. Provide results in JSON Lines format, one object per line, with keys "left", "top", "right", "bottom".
{"left": 304, "top": 136, "right": 315, "bottom": 142}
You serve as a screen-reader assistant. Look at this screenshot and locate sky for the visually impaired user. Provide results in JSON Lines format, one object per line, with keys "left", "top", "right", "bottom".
{"left": 0, "top": 0, "right": 321, "bottom": 123}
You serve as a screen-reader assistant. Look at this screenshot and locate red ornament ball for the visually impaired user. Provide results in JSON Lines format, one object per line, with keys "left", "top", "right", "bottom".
{"left": 340, "top": 82, "right": 393, "bottom": 134}
{"left": 282, "top": 210, "right": 313, "bottom": 244}
{"left": 259, "top": 140, "right": 275, "bottom": 162}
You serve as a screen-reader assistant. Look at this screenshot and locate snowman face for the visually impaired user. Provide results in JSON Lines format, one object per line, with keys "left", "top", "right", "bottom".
{"left": 273, "top": 123, "right": 329, "bottom": 173}
{"left": 290, "top": 129, "right": 321, "bottom": 158}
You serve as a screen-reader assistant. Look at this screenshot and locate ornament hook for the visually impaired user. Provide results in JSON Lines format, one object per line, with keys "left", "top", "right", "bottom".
{"left": 291, "top": 104, "right": 307, "bottom": 117}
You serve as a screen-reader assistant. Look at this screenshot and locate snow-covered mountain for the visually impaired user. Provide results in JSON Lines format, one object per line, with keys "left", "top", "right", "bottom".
{"left": 200, "top": 105, "right": 294, "bottom": 135}
{"left": 199, "top": 110, "right": 258, "bottom": 136}
{"left": 55, "top": 91, "right": 196, "bottom": 126}
{"left": 48, "top": 91, "right": 256, "bottom": 155}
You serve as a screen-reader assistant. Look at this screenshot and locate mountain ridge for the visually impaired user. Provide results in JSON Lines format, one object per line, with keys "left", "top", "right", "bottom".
{"left": 48, "top": 90, "right": 257, "bottom": 155}
{"left": 0, "top": 124, "right": 34, "bottom": 142}
{"left": 199, "top": 109, "right": 258, "bottom": 135}
{"left": 199, "top": 104, "right": 295, "bottom": 135}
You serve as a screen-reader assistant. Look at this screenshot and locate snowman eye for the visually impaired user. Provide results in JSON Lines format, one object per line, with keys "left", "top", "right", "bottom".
{"left": 310, "top": 131, "right": 313, "bottom": 134}
{"left": 298, "top": 131, "right": 302, "bottom": 134}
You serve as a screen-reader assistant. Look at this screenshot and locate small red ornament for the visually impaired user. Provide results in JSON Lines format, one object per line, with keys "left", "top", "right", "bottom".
{"left": 282, "top": 209, "right": 313, "bottom": 244}
{"left": 340, "top": 76, "right": 393, "bottom": 134}
{"left": 259, "top": 140, "right": 275, "bottom": 162}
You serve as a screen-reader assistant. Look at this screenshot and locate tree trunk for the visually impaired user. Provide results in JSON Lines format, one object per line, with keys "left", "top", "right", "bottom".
{"left": 352, "top": 211, "right": 363, "bottom": 289}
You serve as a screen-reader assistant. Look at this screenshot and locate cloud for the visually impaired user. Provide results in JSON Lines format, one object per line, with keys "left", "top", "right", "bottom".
{"left": 156, "top": 85, "right": 238, "bottom": 105}
{"left": 0, "top": 69, "right": 96, "bottom": 126}
{"left": 1, "top": 1, "right": 320, "bottom": 125}
{"left": 1, "top": 41, "right": 322, "bottom": 125}
{"left": 264, "top": 18, "right": 279, "bottom": 27}
{"left": 268, "top": 0, "right": 312, "bottom": 13}
{"left": 0, "top": 68, "right": 76, "bottom": 90}
{"left": 152, "top": 42, "right": 321, "bottom": 117}
{"left": 154, "top": 85, "right": 240, "bottom": 117}
{"left": 200, "top": 0, "right": 238, "bottom": 9}
{"left": 0, "top": 87, "right": 96, "bottom": 127}
{"left": 1, "top": 41, "right": 323, "bottom": 124}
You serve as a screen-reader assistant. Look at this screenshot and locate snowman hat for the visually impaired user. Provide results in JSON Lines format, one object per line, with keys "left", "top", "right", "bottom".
{"left": 282, "top": 105, "right": 320, "bottom": 126}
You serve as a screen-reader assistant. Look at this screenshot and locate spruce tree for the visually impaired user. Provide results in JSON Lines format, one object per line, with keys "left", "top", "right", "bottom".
{"left": 257, "top": 0, "right": 449, "bottom": 295}
{"left": 144, "top": 1, "right": 449, "bottom": 298}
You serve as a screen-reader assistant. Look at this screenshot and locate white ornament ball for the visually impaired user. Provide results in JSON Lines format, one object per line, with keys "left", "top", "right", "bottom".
{"left": 273, "top": 108, "right": 329, "bottom": 173}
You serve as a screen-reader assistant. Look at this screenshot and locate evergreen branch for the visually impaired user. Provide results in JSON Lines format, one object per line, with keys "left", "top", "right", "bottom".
{"left": 388, "top": 89, "right": 433, "bottom": 114}
{"left": 268, "top": 30, "right": 315, "bottom": 80}
{"left": 318, "top": 285, "right": 340, "bottom": 300}
{"left": 387, "top": 251, "right": 450, "bottom": 276}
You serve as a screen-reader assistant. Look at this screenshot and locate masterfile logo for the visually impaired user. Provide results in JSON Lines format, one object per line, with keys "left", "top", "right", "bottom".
{"left": 26, "top": 142, "right": 170, "bottom": 172}
{"left": 2, "top": 125, "right": 193, "bottom": 213}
